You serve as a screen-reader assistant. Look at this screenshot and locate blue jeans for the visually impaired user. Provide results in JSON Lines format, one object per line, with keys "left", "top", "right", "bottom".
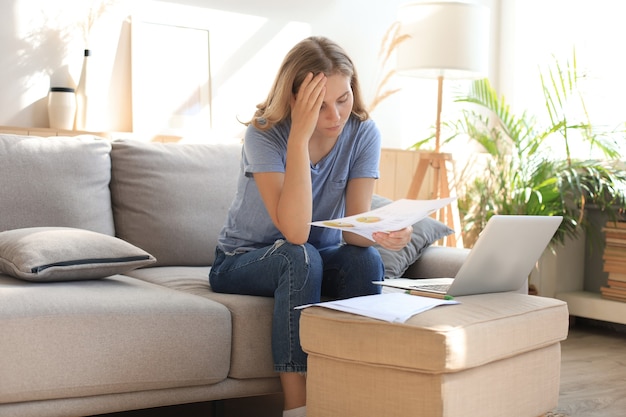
{"left": 209, "top": 240, "right": 384, "bottom": 373}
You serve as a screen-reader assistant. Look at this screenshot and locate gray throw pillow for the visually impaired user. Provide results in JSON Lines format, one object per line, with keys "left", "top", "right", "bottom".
{"left": 0, "top": 227, "right": 156, "bottom": 282}
{"left": 371, "top": 195, "right": 454, "bottom": 278}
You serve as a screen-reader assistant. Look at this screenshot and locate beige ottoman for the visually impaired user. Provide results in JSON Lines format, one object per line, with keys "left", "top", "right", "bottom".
{"left": 300, "top": 292, "right": 569, "bottom": 417}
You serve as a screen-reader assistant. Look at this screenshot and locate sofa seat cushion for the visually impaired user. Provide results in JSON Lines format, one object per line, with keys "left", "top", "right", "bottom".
{"left": 125, "top": 267, "right": 276, "bottom": 380}
{"left": 0, "top": 273, "right": 231, "bottom": 404}
{"left": 301, "top": 292, "right": 569, "bottom": 373}
{"left": 0, "top": 134, "right": 115, "bottom": 235}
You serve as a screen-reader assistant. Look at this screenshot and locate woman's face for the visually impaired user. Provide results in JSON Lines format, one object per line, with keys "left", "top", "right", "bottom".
{"left": 313, "top": 73, "right": 353, "bottom": 140}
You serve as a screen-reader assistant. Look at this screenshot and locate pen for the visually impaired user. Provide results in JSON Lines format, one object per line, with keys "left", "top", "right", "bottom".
{"left": 405, "top": 290, "right": 454, "bottom": 300}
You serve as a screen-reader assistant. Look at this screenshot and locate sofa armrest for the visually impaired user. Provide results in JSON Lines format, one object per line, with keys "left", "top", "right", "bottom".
{"left": 402, "top": 246, "right": 470, "bottom": 278}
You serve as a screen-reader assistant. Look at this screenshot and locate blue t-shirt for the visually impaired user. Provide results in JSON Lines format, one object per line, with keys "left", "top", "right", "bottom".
{"left": 218, "top": 115, "right": 381, "bottom": 254}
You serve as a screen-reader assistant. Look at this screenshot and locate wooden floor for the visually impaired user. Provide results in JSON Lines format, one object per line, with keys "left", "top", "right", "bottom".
{"left": 550, "top": 318, "right": 626, "bottom": 417}
{"left": 95, "top": 319, "right": 626, "bottom": 417}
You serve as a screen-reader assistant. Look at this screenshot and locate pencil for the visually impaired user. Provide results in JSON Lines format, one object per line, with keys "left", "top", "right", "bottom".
{"left": 405, "top": 290, "right": 454, "bottom": 300}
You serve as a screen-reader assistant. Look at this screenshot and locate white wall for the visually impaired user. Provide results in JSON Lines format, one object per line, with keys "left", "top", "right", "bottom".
{"left": 0, "top": 0, "right": 498, "bottom": 146}
{"left": 3, "top": 0, "right": 623, "bottom": 151}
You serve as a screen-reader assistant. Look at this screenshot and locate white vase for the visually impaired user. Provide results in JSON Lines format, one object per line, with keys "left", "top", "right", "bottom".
{"left": 48, "top": 87, "right": 76, "bottom": 130}
{"left": 74, "top": 49, "right": 92, "bottom": 131}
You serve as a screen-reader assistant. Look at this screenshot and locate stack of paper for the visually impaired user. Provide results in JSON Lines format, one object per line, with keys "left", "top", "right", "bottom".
{"left": 296, "top": 292, "right": 458, "bottom": 323}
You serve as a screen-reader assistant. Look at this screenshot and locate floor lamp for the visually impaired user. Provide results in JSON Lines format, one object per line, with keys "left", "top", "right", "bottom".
{"left": 396, "top": 1, "right": 490, "bottom": 247}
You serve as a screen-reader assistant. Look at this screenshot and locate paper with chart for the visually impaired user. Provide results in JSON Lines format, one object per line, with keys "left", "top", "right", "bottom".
{"left": 310, "top": 197, "right": 456, "bottom": 241}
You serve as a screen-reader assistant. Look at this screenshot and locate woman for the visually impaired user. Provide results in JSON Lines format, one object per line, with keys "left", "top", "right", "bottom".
{"left": 209, "top": 36, "right": 412, "bottom": 417}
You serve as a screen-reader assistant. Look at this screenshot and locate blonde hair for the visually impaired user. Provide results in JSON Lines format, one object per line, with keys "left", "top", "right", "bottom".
{"left": 246, "top": 36, "right": 369, "bottom": 130}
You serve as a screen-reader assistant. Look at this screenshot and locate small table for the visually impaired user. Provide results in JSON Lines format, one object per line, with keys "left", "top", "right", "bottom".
{"left": 300, "top": 292, "right": 569, "bottom": 417}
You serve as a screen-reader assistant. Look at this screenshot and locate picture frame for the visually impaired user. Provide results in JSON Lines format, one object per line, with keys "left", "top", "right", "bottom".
{"left": 131, "top": 18, "right": 212, "bottom": 140}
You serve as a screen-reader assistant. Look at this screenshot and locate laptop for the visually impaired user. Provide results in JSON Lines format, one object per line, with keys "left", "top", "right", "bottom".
{"left": 375, "top": 215, "right": 563, "bottom": 297}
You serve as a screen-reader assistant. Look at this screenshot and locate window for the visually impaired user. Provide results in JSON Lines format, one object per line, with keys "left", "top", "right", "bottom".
{"left": 501, "top": 0, "right": 626, "bottom": 158}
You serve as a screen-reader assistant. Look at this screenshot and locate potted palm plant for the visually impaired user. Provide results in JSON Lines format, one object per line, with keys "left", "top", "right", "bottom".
{"left": 436, "top": 51, "right": 626, "bottom": 249}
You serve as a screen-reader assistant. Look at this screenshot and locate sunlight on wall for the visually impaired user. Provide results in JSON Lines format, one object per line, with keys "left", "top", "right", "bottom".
{"left": 219, "top": 21, "right": 311, "bottom": 131}
{"left": 207, "top": 20, "right": 311, "bottom": 141}
{"left": 127, "top": 1, "right": 311, "bottom": 140}
{"left": 508, "top": 0, "right": 626, "bottom": 158}
{"left": 14, "top": 0, "right": 123, "bottom": 83}
{"left": 132, "top": 1, "right": 270, "bottom": 140}
{"left": 13, "top": 0, "right": 127, "bottom": 130}
{"left": 9, "top": 0, "right": 311, "bottom": 138}
{"left": 13, "top": 0, "right": 85, "bottom": 120}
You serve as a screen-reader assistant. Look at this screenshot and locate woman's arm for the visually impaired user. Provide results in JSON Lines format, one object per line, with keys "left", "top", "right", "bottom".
{"left": 342, "top": 177, "right": 377, "bottom": 247}
{"left": 254, "top": 73, "right": 327, "bottom": 245}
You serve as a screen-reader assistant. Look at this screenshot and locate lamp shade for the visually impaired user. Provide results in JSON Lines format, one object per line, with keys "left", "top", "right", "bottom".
{"left": 396, "top": 1, "right": 490, "bottom": 79}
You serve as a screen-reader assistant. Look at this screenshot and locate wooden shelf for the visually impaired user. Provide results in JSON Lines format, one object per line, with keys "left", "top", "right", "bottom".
{"left": 0, "top": 125, "right": 111, "bottom": 138}
{"left": 556, "top": 290, "right": 626, "bottom": 325}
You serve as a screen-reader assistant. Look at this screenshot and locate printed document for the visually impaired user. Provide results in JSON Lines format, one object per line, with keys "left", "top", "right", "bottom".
{"left": 296, "top": 292, "right": 458, "bottom": 323}
{"left": 310, "top": 197, "right": 456, "bottom": 241}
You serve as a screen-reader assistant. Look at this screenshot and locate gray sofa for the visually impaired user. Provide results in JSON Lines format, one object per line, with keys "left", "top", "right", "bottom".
{"left": 0, "top": 133, "right": 469, "bottom": 417}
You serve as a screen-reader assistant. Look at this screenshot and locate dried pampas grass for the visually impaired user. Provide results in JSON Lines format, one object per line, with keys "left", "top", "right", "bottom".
{"left": 368, "top": 21, "right": 409, "bottom": 112}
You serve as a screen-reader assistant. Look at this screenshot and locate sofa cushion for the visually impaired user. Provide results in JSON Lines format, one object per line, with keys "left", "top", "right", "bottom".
{"left": 0, "top": 134, "right": 115, "bottom": 235}
{"left": 125, "top": 266, "right": 277, "bottom": 380}
{"left": 0, "top": 273, "right": 232, "bottom": 403}
{"left": 403, "top": 245, "right": 470, "bottom": 278}
{"left": 371, "top": 195, "right": 454, "bottom": 278}
{"left": 110, "top": 140, "right": 242, "bottom": 266}
{"left": 0, "top": 227, "right": 156, "bottom": 282}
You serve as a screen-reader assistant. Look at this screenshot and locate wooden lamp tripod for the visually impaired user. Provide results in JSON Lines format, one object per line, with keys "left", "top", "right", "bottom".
{"left": 404, "top": 75, "right": 462, "bottom": 247}
{"left": 396, "top": 1, "right": 491, "bottom": 247}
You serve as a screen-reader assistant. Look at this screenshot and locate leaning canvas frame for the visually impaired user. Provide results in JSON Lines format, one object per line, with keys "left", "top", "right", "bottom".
{"left": 131, "top": 18, "right": 212, "bottom": 139}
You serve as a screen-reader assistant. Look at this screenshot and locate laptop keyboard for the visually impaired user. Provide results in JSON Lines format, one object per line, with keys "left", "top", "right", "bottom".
{"left": 410, "top": 284, "right": 451, "bottom": 292}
